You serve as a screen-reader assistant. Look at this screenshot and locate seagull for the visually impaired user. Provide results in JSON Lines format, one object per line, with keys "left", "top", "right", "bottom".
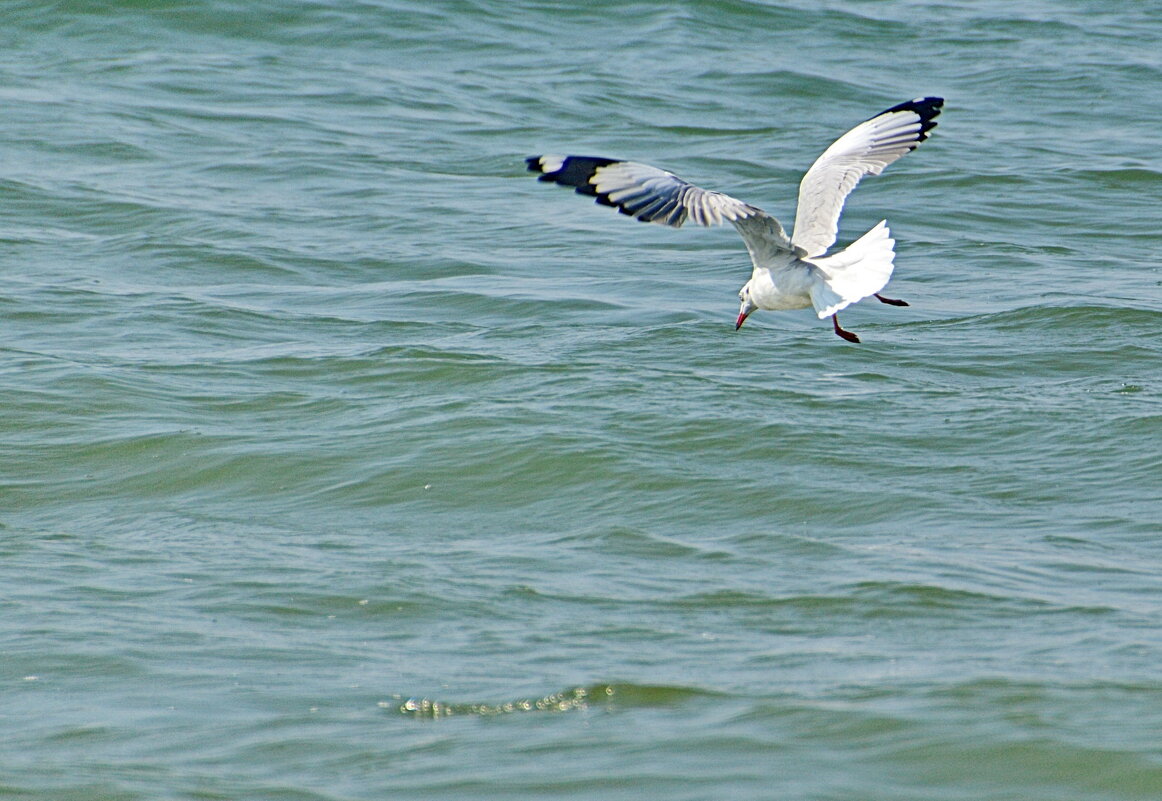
{"left": 527, "top": 97, "right": 943, "bottom": 342}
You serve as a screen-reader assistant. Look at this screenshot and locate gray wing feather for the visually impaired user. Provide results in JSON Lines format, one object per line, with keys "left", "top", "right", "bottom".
{"left": 527, "top": 154, "right": 795, "bottom": 261}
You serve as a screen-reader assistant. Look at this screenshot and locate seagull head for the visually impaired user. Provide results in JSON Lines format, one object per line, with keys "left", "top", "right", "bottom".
{"left": 735, "top": 286, "right": 757, "bottom": 330}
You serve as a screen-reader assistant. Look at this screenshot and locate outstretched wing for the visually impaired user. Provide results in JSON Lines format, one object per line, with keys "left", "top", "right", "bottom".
{"left": 527, "top": 154, "right": 795, "bottom": 261}
{"left": 791, "top": 97, "right": 942, "bottom": 258}
{"left": 527, "top": 155, "right": 761, "bottom": 229}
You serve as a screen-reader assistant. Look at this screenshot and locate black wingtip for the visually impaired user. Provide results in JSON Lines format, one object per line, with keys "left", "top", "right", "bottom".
{"left": 883, "top": 96, "right": 944, "bottom": 141}
{"left": 524, "top": 155, "right": 622, "bottom": 197}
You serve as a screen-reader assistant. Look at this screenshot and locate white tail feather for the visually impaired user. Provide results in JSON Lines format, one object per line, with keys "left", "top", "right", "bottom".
{"left": 808, "top": 220, "right": 896, "bottom": 318}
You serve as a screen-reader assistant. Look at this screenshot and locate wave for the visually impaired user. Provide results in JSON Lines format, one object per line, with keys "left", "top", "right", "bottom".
{"left": 390, "top": 681, "right": 714, "bottom": 719}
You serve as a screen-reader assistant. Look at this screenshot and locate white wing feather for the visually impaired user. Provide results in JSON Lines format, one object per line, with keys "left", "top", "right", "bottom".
{"left": 791, "top": 97, "right": 942, "bottom": 258}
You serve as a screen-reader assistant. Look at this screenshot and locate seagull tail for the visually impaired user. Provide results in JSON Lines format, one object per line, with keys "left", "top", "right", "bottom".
{"left": 808, "top": 221, "right": 896, "bottom": 319}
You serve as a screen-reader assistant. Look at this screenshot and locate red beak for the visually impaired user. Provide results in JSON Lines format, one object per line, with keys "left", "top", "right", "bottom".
{"left": 735, "top": 310, "right": 750, "bottom": 330}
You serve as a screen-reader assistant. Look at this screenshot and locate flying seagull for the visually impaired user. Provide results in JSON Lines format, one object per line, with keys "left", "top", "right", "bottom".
{"left": 526, "top": 96, "right": 943, "bottom": 342}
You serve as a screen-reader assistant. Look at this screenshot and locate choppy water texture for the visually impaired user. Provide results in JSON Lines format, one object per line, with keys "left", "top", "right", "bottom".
{"left": 3, "top": 1, "right": 1162, "bottom": 799}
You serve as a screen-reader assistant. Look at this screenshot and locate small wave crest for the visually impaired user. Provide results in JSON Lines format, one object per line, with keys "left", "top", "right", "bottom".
{"left": 388, "top": 682, "right": 708, "bottom": 719}
{"left": 390, "top": 684, "right": 613, "bottom": 719}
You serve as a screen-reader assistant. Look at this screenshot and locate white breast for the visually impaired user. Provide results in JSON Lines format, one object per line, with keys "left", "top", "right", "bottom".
{"left": 745, "top": 261, "right": 817, "bottom": 312}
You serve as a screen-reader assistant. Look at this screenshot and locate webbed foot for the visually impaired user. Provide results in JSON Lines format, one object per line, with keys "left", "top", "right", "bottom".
{"left": 831, "top": 314, "right": 861, "bottom": 343}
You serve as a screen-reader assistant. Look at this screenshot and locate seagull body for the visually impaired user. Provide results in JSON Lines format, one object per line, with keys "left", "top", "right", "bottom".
{"left": 527, "top": 97, "right": 943, "bottom": 342}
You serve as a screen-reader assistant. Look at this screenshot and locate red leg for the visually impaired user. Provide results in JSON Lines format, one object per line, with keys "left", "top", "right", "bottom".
{"left": 831, "top": 314, "right": 860, "bottom": 343}
{"left": 874, "top": 293, "right": 909, "bottom": 306}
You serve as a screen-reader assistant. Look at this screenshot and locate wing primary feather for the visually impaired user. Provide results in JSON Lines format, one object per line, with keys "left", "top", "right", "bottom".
{"left": 790, "top": 97, "right": 942, "bottom": 257}
{"left": 527, "top": 153, "right": 795, "bottom": 255}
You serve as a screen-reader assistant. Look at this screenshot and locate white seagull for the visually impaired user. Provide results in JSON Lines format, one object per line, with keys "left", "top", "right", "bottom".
{"left": 527, "top": 97, "right": 943, "bottom": 342}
